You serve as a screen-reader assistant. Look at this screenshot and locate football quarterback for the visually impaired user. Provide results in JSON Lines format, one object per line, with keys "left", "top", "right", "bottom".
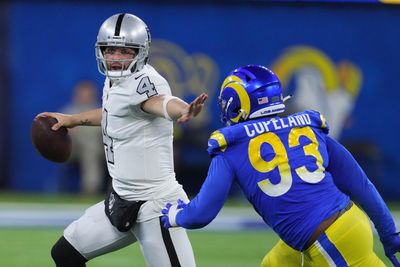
{"left": 37, "top": 13, "right": 207, "bottom": 267}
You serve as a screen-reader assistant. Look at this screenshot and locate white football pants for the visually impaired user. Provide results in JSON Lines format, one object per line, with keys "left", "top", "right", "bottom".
{"left": 64, "top": 201, "right": 195, "bottom": 267}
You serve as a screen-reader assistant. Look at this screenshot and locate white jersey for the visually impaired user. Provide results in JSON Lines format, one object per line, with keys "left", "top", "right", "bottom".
{"left": 101, "top": 64, "right": 181, "bottom": 201}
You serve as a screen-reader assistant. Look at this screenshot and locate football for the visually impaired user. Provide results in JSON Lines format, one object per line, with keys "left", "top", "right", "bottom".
{"left": 31, "top": 116, "right": 71, "bottom": 163}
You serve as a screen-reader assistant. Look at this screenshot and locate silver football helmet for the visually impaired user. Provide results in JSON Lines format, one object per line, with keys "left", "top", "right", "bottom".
{"left": 95, "top": 13, "right": 151, "bottom": 80}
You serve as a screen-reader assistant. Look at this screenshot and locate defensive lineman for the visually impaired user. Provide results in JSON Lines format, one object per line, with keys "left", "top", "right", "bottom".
{"left": 38, "top": 13, "right": 207, "bottom": 267}
{"left": 162, "top": 65, "right": 400, "bottom": 266}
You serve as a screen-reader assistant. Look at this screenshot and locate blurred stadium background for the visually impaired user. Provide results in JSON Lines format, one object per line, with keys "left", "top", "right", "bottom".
{"left": 0, "top": 0, "right": 400, "bottom": 266}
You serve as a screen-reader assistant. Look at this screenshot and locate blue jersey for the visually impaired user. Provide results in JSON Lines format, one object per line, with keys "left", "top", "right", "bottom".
{"left": 176, "top": 110, "right": 396, "bottom": 251}
{"left": 209, "top": 110, "right": 349, "bottom": 250}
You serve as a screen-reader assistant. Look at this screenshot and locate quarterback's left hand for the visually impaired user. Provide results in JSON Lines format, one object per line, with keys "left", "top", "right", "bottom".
{"left": 177, "top": 93, "right": 208, "bottom": 123}
{"left": 381, "top": 233, "right": 400, "bottom": 266}
{"left": 161, "top": 199, "right": 187, "bottom": 229}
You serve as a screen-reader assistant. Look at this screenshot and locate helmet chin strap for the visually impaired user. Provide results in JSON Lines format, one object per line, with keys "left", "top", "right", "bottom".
{"left": 238, "top": 109, "right": 247, "bottom": 120}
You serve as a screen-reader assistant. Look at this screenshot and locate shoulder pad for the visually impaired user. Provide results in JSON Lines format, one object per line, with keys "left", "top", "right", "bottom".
{"left": 207, "top": 129, "right": 231, "bottom": 156}
{"left": 304, "top": 110, "right": 330, "bottom": 134}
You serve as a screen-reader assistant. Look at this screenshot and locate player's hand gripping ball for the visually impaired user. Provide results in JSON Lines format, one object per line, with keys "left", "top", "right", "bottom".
{"left": 31, "top": 116, "right": 71, "bottom": 163}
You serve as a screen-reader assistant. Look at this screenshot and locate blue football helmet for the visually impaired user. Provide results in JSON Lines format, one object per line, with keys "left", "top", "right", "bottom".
{"left": 218, "top": 65, "right": 288, "bottom": 126}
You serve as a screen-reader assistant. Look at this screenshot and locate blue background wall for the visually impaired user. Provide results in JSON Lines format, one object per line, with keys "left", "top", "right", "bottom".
{"left": 0, "top": 3, "right": 10, "bottom": 189}
{"left": 5, "top": 2, "right": 400, "bottom": 197}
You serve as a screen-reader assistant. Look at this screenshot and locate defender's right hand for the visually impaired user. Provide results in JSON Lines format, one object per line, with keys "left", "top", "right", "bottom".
{"left": 161, "top": 199, "right": 187, "bottom": 229}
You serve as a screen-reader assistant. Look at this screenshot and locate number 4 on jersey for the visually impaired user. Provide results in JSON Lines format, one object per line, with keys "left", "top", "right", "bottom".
{"left": 136, "top": 76, "right": 157, "bottom": 98}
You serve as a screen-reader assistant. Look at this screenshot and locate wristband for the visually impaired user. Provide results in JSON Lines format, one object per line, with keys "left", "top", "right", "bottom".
{"left": 162, "top": 95, "right": 178, "bottom": 121}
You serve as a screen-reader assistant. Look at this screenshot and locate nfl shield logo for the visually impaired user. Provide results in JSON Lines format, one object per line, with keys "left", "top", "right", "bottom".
{"left": 258, "top": 97, "right": 268, "bottom": 105}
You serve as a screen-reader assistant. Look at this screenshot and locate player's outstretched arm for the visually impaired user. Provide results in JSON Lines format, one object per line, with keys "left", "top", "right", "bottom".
{"left": 36, "top": 108, "right": 102, "bottom": 130}
{"left": 162, "top": 155, "right": 235, "bottom": 229}
{"left": 142, "top": 93, "right": 208, "bottom": 123}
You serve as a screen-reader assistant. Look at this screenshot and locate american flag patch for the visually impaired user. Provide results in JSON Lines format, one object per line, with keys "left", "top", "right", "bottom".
{"left": 258, "top": 97, "right": 268, "bottom": 104}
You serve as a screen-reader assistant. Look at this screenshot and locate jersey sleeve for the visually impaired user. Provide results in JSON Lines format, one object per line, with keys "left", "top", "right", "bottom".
{"left": 150, "top": 74, "right": 172, "bottom": 96}
{"left": 326, "top": 136, "right": 397, "bottom": 240}
{"left": 207, "top": 129, "right": 233, "bottom": 157}
{"left": 176, "top": 155, "right": 235, "bottom": 229}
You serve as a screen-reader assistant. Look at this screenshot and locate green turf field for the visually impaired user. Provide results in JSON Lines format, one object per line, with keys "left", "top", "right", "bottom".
{"left": 0, "top": 228, "right": 391, "bottom": 267}
{"left": 0, "top": 192, "right": 395, "bottom": 266}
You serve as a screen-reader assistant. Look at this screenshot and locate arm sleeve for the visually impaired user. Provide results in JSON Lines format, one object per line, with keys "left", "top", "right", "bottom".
{"left": 176, "top": 155, "right": 235, "bottom": 229}
{"left": 326, "top": 136, "right": 396, "bottom": 239}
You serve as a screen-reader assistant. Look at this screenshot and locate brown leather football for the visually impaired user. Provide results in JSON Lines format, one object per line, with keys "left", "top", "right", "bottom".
{"left": 31, "top": 116, "right": 71, "bottom": 163}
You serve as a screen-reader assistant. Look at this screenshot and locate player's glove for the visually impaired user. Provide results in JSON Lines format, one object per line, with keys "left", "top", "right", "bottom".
{"left": 161, "top": 199, "right": 187, "bottom": 229}
{"left": 381, "top": 232, "right": 400, "bottom": 266}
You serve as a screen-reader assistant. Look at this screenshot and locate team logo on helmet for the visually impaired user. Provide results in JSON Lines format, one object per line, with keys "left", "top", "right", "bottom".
{"left": 219, "top": 65, "right": 289, "bottom": 126}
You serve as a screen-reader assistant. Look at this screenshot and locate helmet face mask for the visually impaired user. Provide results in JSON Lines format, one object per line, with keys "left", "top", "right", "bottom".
{"left": 218, "top": 65, "right": 286, "bottom": 126}
{"left": 95, "top": 13, "right": 151, "bottom": 80}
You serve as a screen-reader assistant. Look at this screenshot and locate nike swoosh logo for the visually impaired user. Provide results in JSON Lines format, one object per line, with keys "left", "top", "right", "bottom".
{"left": 135, "top": 74, "right": 145, "bottom": 80}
